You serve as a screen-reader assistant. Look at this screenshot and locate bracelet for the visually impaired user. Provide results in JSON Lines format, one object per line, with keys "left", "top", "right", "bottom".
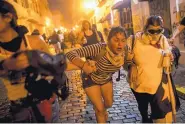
{"left": 81, "top": 61, "right": 86, "bottom": 70}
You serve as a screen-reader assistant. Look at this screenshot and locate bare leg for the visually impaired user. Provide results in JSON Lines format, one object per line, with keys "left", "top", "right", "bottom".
{"left": 101, "top": 82, "right": 113, "bottom": 121}
{"left": 85, "top": 85, "right": 106, "bottom": 123}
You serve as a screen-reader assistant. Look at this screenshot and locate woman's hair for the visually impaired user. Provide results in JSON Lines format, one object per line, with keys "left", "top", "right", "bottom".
{"left": 107, "top": 26, "right": 127, "bottom": 42}
{"left": 31, "top": 29, "right": 40, "bottom": 35}
{"left": 81, "top": 20, "right": 91, "bottom": 31}
{"left": 0, "top": 0, "right": 18, "bottom": 28}
{"left": 144, "top": 15, "right": 164, "bottom": 32}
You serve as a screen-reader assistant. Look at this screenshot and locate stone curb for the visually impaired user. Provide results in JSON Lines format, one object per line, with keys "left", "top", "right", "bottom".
{"left": 176, "top": 86, "right": 185, "bottom": 100}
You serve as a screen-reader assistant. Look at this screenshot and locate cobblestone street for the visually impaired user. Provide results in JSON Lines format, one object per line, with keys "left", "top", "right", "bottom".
{"left": 60, "top": 69, "right": 185, "bottom": 123}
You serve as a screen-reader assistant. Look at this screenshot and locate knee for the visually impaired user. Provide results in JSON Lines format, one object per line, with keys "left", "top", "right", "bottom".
{"left": 104, "top": 100, "right": 113, "bottom": 108}
{"left": 94, "top": 106, "right": 106, "bottom": 115}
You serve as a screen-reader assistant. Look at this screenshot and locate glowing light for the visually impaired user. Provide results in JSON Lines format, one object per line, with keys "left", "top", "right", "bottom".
{"left": 75, "top": 25, "right": 79, "bottom": 28}
{"left": 54, "top": 28, "right": 58, "bottom": 32}
{"left": 176, "top": 0, "right": 179, "bottom": 12}
{"left": 72, "top": 27, "right": 76, "bottom": 31}
{"left": 60, "top": 26, "right": 64, "bottom": 31}
{"left": 84, "top": 0, "right": 97, "bottom": 9}
{"left": 133, "top": 0, "right": 138, "bottom": 4}
{"left": 111, "top": 10, "right": 114, "bottom": 25}
{"left": 45, "top": 17, "right": 50, "bottom": 27}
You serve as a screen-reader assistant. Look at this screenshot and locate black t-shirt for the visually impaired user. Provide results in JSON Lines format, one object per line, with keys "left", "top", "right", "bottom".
{"left": 180, "top": 17, "right": 185, "bottom": 26}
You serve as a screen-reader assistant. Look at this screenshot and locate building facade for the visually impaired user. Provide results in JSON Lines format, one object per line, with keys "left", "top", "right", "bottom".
{"left": 51, "top": 10, "right": 64, "bottom": 30}
{"left": 86, "top": 0, "right": 185, "bottom": 65}
{"left": 7, "top": 0, "right": 53, "bottom": 36}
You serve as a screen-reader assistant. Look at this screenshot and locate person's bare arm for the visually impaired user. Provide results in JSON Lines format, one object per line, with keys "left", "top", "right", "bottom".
{"left": 172, "top": 25, "right": 185, "bottom": 39}
{"left": 66, "top": 62, "right": 81, "bottom": 71}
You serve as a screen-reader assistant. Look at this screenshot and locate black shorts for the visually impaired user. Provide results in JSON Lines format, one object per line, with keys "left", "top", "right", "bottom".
{"left": 81, "top": 73, "right": 110, "bottom": 89}
{"left": 131, "top": 73, "right": 179, "bottom": 119}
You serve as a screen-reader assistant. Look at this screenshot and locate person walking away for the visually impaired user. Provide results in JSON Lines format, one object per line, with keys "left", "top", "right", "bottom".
{"left": 49, "top": 31, "right": 61, "bottom": 54}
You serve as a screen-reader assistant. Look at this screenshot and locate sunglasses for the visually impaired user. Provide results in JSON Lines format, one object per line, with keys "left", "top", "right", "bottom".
{"left": 147, "top": 29, "right": 163, "bottom": 35}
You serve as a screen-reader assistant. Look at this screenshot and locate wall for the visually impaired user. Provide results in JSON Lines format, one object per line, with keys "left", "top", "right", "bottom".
{"left": 131, "top": 1, "right": 150, "bottom": 33}
{"left": 7, "top": 0, "right": 53, "bottom": 35}
{"left": 149, "top": 0, "right": 171, "bottom": 30}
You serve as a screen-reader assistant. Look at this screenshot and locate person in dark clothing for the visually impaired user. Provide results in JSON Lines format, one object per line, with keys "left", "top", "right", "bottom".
{"left": 49, "top": 31, "right": 61, "bottom": 54}
{"left": 103, "top": 28, "right": 110, "bottom": 42}
{"left": 92, "top": 24, "right": 105, "bottom": 42}
{"left": 77, "top": 20, "right": 99, "bottom": 47}
{"left": 69, "top": 30, "right": 76, "bottom": 48}
{"left": 31, "top": 29, "right": 40, "bottom": 35}
{"left": 169, "top": 40, "right": 181, "bottom": 68}
{"left": 163, "top": 27, "right": 171, "bottom": 39}
{"left": 158, "top": 16, "right": 172, "bottom": 39}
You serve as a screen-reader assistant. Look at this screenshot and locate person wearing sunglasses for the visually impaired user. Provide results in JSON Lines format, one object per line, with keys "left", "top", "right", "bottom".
{"left": 125, "top": 15, "right": 177, "bottom": 123}
{"left": 66, "top": 26, "right": 127, "bottom": 123}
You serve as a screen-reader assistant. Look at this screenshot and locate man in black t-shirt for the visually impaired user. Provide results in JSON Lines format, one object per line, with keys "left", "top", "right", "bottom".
{"left": 172, "top": 17, "right": 185, "bottom": 40}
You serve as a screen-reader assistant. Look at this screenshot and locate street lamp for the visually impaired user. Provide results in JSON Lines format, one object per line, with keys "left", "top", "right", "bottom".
{"left": 84, "top": 0, "right": 97, "bottom": 9}
{"left": 133, "top": 0, "right": 139, "bottom": 4}
{"left": 45, "top": 17, "right": 51, "bottom": 27}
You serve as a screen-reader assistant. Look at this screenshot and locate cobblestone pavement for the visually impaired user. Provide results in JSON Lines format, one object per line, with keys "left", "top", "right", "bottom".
{"left": 173, "top": 64, "right": 185, "bottom": 99}
{"left": 60, "top": 69, "right": 185, "bottom": 123}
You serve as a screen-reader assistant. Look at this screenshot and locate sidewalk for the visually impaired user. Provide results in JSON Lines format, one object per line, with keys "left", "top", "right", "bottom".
{"left": 172, "top": 64, "right": 185, "bottom": 99}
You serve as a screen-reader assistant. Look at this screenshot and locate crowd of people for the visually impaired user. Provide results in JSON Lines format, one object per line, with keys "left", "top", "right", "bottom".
{"left": 0, "top": 0, "right": 183, "bottom": 123}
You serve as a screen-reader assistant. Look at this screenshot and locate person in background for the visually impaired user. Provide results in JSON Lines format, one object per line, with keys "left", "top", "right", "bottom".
{"left": 57, "top": 30, "right": 64, "bottom": 43}
{"left": 66, "top": 26, "right": 128, "bottom": 123}
{"left": 68, "top": 29, "right": 76, "bottom": 48}
{"left": 49, "top": 31, "right": 61, "bottom": 54}
{"left": 92, "top": 24, "right": 104, "bottom": 42}
{"left": 76, "top": 20, "right": 99, "bottom": 47}
{"left": 169, "top": 39, "right": 181, "bottom": 69}
{"left": 103, "top": 28, "right": 110, "bottom": 42}
{"left": 31, "top": 29, "right": 46, "bottom": 42}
